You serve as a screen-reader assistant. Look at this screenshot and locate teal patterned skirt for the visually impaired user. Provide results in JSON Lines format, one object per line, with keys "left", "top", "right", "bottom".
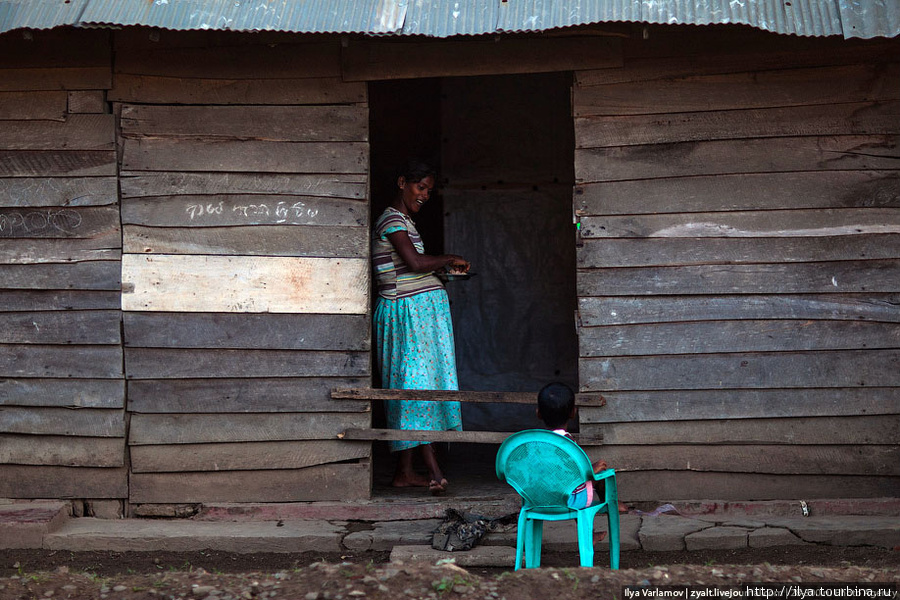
{"left": 374, "top": 289, "right": 463, "bottom": 452}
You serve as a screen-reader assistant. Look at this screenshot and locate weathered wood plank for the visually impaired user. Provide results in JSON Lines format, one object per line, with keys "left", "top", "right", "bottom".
{"left": 342, "top": 37, "right": 622, "bottom": 81}
{"left": 129, "top": 413, "right": 371, "bottom": 445}
{"left": 581, "top": 415, "right": 900, "bottom": 445}
{"left": 574, "top": 101, "right": 900, "bottom": 148}
{"left": 115, "top": 42, "right": 342, "bottom": 80}
{"left": 0, "top": 92, "right": 66, "bottom": 121}
{"left": 121, "top": 195, "right": 366, "bottom": 227}
{"left": 579, "top": 349, "right": 900, "bottom": 391}
{"left": 0, "top": 115, "right": 115, "bottom": 150}
{"left": 0, "top": 345, "right": 123, "bottom": 378}
{"left": 575, "top": 136, "right": 900, "bottom": 184}
{"left": 580, "top": 209, "right": 900, "bottom": 239}
{"left": 575, "top": 39, "right": 900, "bottom": 86}
{"left": 109, "top": 75, "right": 367, "bottom": 105}
{"left": 0, "top": 206, "right": 119, "bottom": 239}
{"left": 579, "top": 388, "right": 900, "bottom": 423}
{"left": 587, "top": 445, "right": 900, "bottom": 476}
{"left": 340, "top": 428, "right": 602, "bottom": 445}
{"left": 0, "top": 28, "right": 111, "bottom": 68}
{"left": 574, "top": 172, "right": 900, "bottom": 215}
{"left": 614, "top": 471, "right": 900, "bottom": 501}
{"left": 0, "top": 261, "right": 121, "bottom": 290}
{"left": 120, "top": 172, "right": 366, "bottom": 200}
{"left": 124, "top": 348, "right": 369, "bottom": 379}
{"left": 122, "top": 225, "right": 367, "bottom": 258}
{"left": 129, "top": 463, "right": 369, "bottom": 503}
{"left": 0, "top": 177, "right": 119, "bottom": 207}
{"left": 127, "top": 378, "right": 370, "bottom": 414}
{"left": 577, "top": 260, "right": 900, "bottom": 296}
{"left": 331, "top": 388, "right": 606, "bottom": 407}
{"left": 120, "top": 105, "right": 368, "bottom": 141}
{"left": 573, "top": 64, "right": 900, "bottom": 116}
{"left": 576, "top": 235, "right": 900, "bottom": 268}
{"left": 124, "top": 313, "right": 369, "bottom": 351}
{"left": 0, "top": 310, "right": 121, "bottom": 345}
{"left": 577, "top": 294, "right": 900, "bottom": 326}
{"left": 578, "top": 320, "right": 900, "bottom": 356}
{"left": 0, "top": 407, "right": 125, "bottom": 437}
{"left": 121, "top": 139, "right": 368, "bottom": 174}
{"left": 0, "top": 435, "right": 124, "bottom": 467}
{"left": 131, "top": 440, "right": 370, "bottom": 473}
{"left": 0, "top": 379, "right": 124, "bottom": 408}
{"left": 0, "top": 236, "right": 121, "bottom": 265}
{"left": 68, "top": 91, "right": 108, "bottom": 114}
{"left": 0, "top": 465, "right": 127, "bottom": 499}
{"left": 121, "top": 254, "right": 368, "bottom": 314}
{"left": 0, "top": 67, "right": 111, "bottom": 91}
{"left": 0, "top": 151, "right": 117, "bottom": 177}
{"left": 0, "top": 290, "right": 120, "bottom": 311}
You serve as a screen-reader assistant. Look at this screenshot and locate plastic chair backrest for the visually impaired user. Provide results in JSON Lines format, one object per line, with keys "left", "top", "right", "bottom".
{"left": 496, "top": 429, "right": 595, "bottom": 510}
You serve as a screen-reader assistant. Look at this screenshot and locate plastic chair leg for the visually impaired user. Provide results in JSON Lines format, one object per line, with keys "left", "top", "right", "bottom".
{"left": 524, "top": 518, "right": 544, "bottom": 568}
{"left": 607, "top": 510, "right": 620, "bottom": 570}
{"left": 514, "top": 511, "right": 527, "bottom": 571}
{"left": 576, "top": 513, "right": 595, "bottom": 568}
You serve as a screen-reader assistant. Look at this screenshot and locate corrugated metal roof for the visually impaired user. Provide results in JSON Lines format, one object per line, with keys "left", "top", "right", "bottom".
{"left": 0, "top": 0, "right": 897, "bottom": 39}
{"left": 0, "top": 0, "right": 89, "bottom": 32}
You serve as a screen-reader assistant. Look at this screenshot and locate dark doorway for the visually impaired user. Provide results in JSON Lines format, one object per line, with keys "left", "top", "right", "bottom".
{"left": 368, "top": 73, "right": 578, "bottom": 498}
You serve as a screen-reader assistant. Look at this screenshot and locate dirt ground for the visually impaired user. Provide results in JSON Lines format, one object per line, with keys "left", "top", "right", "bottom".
{"left": 1, "top": 546, "right": 898, "bottom": 600}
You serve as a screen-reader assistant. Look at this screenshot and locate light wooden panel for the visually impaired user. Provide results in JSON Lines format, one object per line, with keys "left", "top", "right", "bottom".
{"left": 0, "top": 465, "right": 127, "bottom": 499}
{"left": 588, "top": 445, "right": 900, "bottom": 476}
{"left": 128, "top": 413, "right": 370, "bottom": 445}
{"left": 574, "top": 171, "right": 900, "bottom": 215}
{"left": 0, "top": 177, "right": 119, "bottom": 208}
{"left": 577, "top": 294, "right": 900, "bottom": 325}
{"left": 580, "top": 388, "right": 900, "bottom": 422}
{"left": 0, "top": 407, "right": 125, "bottom": 437}
{"left": 0, "top": 378, "right": 124, "bottom": 408}
{"left": 119, "top": 172, "right": 367, "bottom": 200}
{"left": 131, "top": 440, "right": 370, "bottom": 473}
{"left": 0, "top": 435, "right": 124, "bottom": 467}
{"left": 121, "top": 254, "right": 368, "bottom": 313}
{"left": 129, "top": 463, "right": 370, "bottom": 503}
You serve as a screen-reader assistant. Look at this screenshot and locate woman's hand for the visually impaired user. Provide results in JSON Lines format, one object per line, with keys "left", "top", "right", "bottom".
{"left": 445, "top": 256, "right": 470, "bottom": 274}
{"left": 387, "top": 231, "right": 469, "bottom": 274}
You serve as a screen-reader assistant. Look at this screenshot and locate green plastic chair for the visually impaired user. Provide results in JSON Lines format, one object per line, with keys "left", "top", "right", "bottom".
{"left": 495, "top": 429, "right": 620, "bottom": 570}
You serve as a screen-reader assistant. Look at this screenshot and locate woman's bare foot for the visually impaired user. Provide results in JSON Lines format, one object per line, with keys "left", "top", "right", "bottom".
{"left": 391, "top": 473, "right": 430, "bottom": 488}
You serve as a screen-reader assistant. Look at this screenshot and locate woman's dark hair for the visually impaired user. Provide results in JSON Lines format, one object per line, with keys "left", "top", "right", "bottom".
{"left": 537, "top": 382, "right": 575, "bottom": 429}
{"left": 397, "top": 158, "right": 436, "bottom": 183}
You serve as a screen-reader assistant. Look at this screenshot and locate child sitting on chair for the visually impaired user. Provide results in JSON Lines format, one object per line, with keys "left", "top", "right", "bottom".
{"left": 537, "top": 382, "right": 626, "bottom": 512}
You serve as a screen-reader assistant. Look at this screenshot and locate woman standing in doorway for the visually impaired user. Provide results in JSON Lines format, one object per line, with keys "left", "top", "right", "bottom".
{"left": 372, "top": 159, "right": 469, "bottom": 495}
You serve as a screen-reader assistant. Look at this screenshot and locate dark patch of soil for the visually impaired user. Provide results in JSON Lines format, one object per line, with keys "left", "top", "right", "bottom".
{"left": 1, "top": 547, "right": 898, "bottom": 600}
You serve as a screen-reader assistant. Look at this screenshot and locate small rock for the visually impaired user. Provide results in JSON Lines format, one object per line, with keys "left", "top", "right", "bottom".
{"left": 305, "top": 593, "right": 320, "bottom": 600}
{"left": 43, "top": 591, "right": 54, "bottom": 598}
{"left": 452, "top": 585, "right": 469, "bottom": 594}
{"left": 113, "top": 585, "right": 128, "bottom": 592}
{"left": 56, "top": 566, "right": 69, "bottom": 575}
{"left": 192, "top": 586, "right": 217, "bottom": 596}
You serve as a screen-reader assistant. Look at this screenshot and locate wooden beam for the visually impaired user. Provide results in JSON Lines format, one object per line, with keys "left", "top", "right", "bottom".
{"left": 0, "top": 465, "right": 126, "bottom": 499}
{"left": 0, "top": 378, "right": 124, "bottom": 409}
{"left": 0, "top": 177, "right": 119, "bottom": 208}
{"left": 119, "top": 172, "right": 366, "bottom": 200}
{"left": 331, "top": 387, "right": 606, "bottom": 407}
{"left": 342, "top": 37, "right": 622, "bottom": 81}
{"left": 339, "top": 428, "right": 602, "bottom": 445}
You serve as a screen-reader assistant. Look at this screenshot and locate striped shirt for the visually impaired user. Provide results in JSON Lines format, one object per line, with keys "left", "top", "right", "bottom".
{"left": 372, "top": 207, "right": 444, "bottom": 299}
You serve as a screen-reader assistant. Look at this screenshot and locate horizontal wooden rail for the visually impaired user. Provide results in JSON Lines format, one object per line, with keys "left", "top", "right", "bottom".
{"left": 339, "top": 428, "right": 603, "bottom": 445}
{"left": 331, "top": 388, "right": 605, "bottom": 407}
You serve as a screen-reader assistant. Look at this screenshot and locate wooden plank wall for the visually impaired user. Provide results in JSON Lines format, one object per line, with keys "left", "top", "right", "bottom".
{"left": 0, "top": 29, "right": 127, "bottom": 499}
{"left": 112, "top": 31, "right": 372, "bottom": 504}
{"left": 573, "top": 29, "right": 900, "bottom": 501}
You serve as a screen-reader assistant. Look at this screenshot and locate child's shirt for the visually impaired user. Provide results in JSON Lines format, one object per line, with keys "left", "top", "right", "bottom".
{"left": 552, "top": 429, "right": 594, "bottom": 509}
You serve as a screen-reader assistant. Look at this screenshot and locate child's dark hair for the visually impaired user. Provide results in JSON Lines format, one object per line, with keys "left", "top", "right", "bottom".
{"left": 397, "top": 158, "right": 436, "bottom": 183}
{"left": 537, "top": 382, "right": 575, "bottom": 429}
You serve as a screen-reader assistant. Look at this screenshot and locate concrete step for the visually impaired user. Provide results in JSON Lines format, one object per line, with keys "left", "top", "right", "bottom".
{"left": 43, "top": 518, "right": 347, "bottom": 553}
{"left": 0, "top": 501, "right": 70, "bottom": 549}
